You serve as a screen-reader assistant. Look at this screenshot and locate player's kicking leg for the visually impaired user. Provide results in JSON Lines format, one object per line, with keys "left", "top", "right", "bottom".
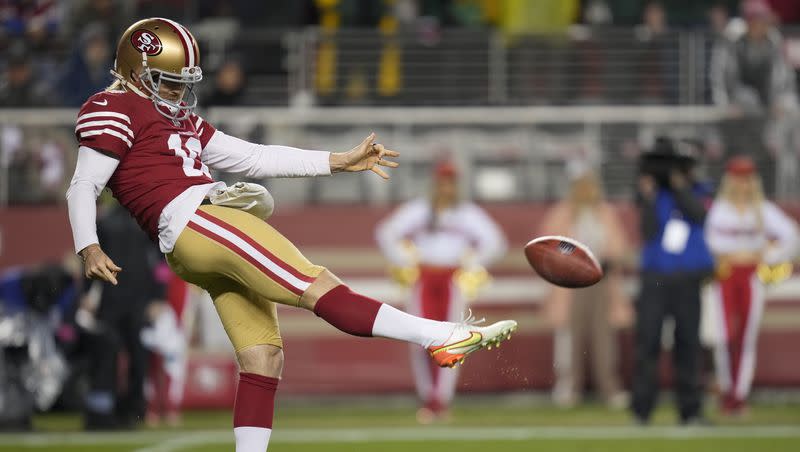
{"left": 301, "top": 270, "right": 516, "bottom": 367}
{"left": 166, "top": 205, "right": 517, "bottom": 451}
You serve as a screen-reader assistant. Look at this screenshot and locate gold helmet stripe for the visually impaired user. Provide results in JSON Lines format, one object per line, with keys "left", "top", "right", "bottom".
{"left": 158, "top": 17, "right": 195, "bottom": 68}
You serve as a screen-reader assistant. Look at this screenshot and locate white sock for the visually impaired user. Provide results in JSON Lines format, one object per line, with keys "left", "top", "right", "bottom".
{"left": 235, "top": 426, "right": 272, "bottom": 452}
{"left": 371, "top": 304, "right": 456, "bottom": 347}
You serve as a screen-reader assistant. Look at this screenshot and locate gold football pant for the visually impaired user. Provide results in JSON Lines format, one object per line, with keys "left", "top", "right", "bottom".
{"left": 166, "top": 205, "right": 326, "bottom": 352}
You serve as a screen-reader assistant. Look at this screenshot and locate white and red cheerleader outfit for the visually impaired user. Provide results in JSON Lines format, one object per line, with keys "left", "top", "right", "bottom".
{"left": 705, "top": 199, "right": 798, "bottom": 411}
{"left": 376, "top": 198, "right": 506, "bottom": 413}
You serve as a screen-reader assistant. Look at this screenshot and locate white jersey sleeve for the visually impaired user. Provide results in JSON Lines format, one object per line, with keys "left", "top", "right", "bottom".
{"left": 375, "top": 200, "right": 428, "bottom": 267}
{"left": 762, "top": 201, "right": 799, "bottom": 265}
{"left": 65, "top": 146, "right": 120, "bottom": 254}
{"left": 202, "top": 131, "right": 331, "bottom": 178}
{"left": 461, "top": 204, "right": 507, "bottom": 267}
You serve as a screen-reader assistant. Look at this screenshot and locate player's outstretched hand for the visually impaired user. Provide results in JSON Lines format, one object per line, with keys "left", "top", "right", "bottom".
{"left": 80, "top": 244, "right": 122, "bottom": 285}
{"left": 329, "top": 132, "right": 400, "bottom": 179}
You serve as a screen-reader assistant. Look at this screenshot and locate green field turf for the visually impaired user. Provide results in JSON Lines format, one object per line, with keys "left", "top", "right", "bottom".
{"left": 1, "top": 402, "right": 798, "bottom": 451}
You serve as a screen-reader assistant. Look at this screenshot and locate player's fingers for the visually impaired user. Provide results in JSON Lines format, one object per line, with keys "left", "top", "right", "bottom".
{"left": 377, "top": 159, "right": 399, "bottom": 168}
{"left": 108, "top": 260, "right": 122, "bottom": 273}
{"left": 371, "top": 166, "right": 390, "bottom": 179}
{"left": 373, "top": 143, "right": 396, "bottom": 156}
{"left": 87, "top": 266, "right": 105, "bottom": 281}
{"left": 100, "top": 266, "right": 118, "bottom": 285}
{"left": 361, "top": 132, "right": 376, "bottom": 151}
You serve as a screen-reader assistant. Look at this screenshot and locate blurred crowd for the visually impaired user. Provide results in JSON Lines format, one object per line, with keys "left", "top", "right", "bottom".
{"left": 2, "top": 0, "right": 800, "bottom": 107}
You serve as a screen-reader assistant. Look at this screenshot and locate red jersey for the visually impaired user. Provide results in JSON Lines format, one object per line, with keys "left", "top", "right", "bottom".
{"left": 75, "top": 90, "right": 216, "bottom": 239}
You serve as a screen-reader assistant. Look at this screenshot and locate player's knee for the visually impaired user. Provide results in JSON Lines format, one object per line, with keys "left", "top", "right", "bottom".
{"left": 237, "top": 344, "right": 284, "bottom": 378}
{"left": 298, "top": 269, "right": 343, "bottom": 311}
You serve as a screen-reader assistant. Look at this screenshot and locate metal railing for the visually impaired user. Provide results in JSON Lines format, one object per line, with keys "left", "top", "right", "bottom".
{"left": 276, "top": 27, "right": 713, "bottom": 107}
{"left": 190, "top": 27, "right": 715, "bottom": 107}
{"left": 5, "top": 105, "right": 795, "bottom": 208}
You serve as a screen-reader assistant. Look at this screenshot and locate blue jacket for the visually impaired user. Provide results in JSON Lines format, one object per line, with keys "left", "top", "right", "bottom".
{"left": 640, "top": 185, "right": 714, "bottom": 274}
{"left": 0, "top": 268, "right": 75, "bottom": 316}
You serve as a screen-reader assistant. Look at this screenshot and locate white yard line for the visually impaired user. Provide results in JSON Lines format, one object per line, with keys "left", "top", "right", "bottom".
{"left": 133, "top": 432, "right": 232, "bottom": 452}
{"left": 2, "top": 425, "right": 799, "bottom": 451}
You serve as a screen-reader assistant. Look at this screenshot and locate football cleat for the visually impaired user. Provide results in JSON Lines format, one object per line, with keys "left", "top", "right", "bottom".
{"left": 427, "top": 311, "right": 517, "bottom": 368}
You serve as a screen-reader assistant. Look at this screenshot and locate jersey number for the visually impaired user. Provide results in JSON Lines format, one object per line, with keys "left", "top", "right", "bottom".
{"left": 168, "top": 134, "right": 211, "bottom": 178}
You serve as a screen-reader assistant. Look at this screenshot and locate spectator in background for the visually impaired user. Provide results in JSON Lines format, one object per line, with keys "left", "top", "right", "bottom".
{"left": 32, "top": 138, "right": 66, "bottom": 201}
{"left": 705, "top": 3, "right": 734, "bottom": 106}
{"left": 711, "top": 0, "right": 797, "bottom": 114}
{"left": 711, "top": 0, "right": 799, "bottom": 195}
{"left": 705, "top": 156, "right": 798, "bottom": 416}
{"left": 0, "top": 264, "right": 77, "bottom": 431}
{"left": 58, "top": 24, "right": 113, "bottom": 107}
{"left": 61, "top": 0, "right": 135, "bottom": 48}
{"left": 0, "top": 42, "right": 53, "bottom": 106}
{"left": 206, "top": 60, "right": 246, "bottom": 106}
{"left": 376, "top": 160, "right": 507, "bottom": 424}
{"left": 634, "top": 1, "right": 675, "bottom": 104}
{"left": 540, "top": 163, "right": 630, "bottom": 409}
{"left": 708, "top": 2, "right": 733, "bottom": 41}
{"left": 632, "top": 137, "right": 714, "bottom": 425}
{"left": 2, "top": 125, "right": 39, "bottom": 203}
{"left": 0, "top": 0, "right": 60, "bottom": 39}
{"left": 78, "top": 200, "right": 165, "bottom": 430}
{"left": 0, "top": 0, "right": 63, "bottom": 83}
{"left": 638, "top": 1, "right": 668, "bottom": 36}
{"left": 0, "top": 123, "right": 68, "bottom": 204}
{"left": 501, "top": 0, "right": 579, "bottom": 104}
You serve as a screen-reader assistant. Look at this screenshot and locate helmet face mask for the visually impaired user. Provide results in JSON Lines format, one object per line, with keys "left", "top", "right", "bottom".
{"left": 112, "top": 18, "right": 203, "bottom": 121}
{"left": 138, "top": 58, "right": 202, "bottom": 121}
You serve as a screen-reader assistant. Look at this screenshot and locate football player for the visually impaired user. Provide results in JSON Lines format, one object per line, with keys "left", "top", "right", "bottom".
{"left": 376, "top": 160, "right": 507, "bottom": 423}
{"left": 66, "top": 18, "right": 517, "bottom": 451}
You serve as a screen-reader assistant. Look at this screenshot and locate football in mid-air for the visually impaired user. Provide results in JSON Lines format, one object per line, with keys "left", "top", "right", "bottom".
{"left": 524, "top": 236, "right": 603, "bottom": 288}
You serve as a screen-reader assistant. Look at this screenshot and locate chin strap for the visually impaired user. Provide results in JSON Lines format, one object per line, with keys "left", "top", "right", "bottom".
{"left": 109, "top": 69, "right": 149, "bottom": 99}
{"left": 109, "top": 68, "right": 189, "bottom": 120}
{"left": 109, "top": 51, "right": 154, "bottom": 99}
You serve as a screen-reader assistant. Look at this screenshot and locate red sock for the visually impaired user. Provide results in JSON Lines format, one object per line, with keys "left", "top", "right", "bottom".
{"left": 313, "top": 285, "right": 382, "bottom": 337}
{"left": 234, "top": 373, "right": 279, "bottom": 429}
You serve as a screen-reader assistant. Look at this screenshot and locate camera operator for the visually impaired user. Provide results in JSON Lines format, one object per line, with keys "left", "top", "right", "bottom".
{"left": 632, "top": 137, "right": 715, "bottom": 425}
{"left": 0, "top": 264, "right": 77, "bottom": 430}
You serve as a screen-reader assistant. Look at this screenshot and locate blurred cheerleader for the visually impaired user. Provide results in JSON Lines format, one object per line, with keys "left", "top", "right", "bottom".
{"left": 540, "top": 163, "right": 631, "bottom": 409}
{"left": 705, "top": 156, "right": 798, "bottom": 415}
{"left": 376, "top": 160, "right": 506, "bottom": 423}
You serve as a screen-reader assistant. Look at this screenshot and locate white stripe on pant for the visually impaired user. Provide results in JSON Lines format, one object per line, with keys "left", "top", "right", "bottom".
{"left": 735, "top": 275, "right": 764, "bottom": 399}
{"left": 711, "top": 272, "right": 765, "bottom": 401}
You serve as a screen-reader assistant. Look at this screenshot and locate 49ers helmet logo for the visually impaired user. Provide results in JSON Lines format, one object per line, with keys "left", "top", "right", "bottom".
{"left": 130, "top": 29, "right": 162, "bottom": 56}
